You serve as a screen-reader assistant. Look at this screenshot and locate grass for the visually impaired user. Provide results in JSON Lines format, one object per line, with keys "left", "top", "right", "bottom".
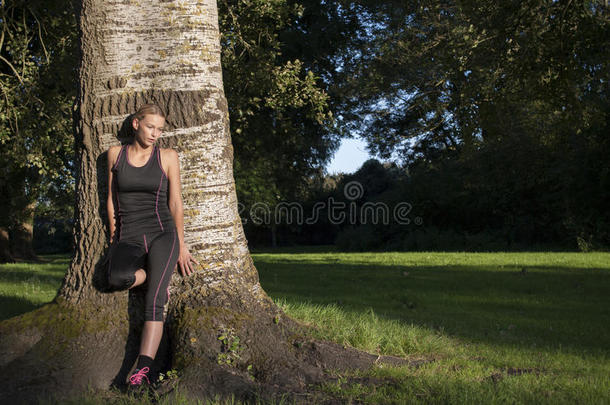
{"left": 256, "top": 248, "right": 610, "bottom": 404}
{"left": 1, "top": 246, "right": 609, "bottom": 404}
{"left": 0, "top": 253, "right": 68, "bottom": 320}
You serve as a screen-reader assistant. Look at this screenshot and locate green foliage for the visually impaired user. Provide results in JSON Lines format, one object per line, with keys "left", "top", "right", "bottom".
{"left": 215, "top": 326, "right": 255, "bottom": 380}
{"left": 1, "top": 0, "right": 606, "bottom": 254}
{"left": 0, "top": 0, "right": 76, "bottom": 248}
{"left": 281, "top": 153, "right": 600, "bottom": 251}
{"left": 156, "top": 368, "right": 179, "bottom": 382}
{"left": 216, "top": 326, "right": 243, "bottom": 366}
{"left": 219, "top": 0, "right": 354, "bottom": 235}
{"left": 321, "top": 0, "right": 610, "bottom": 249}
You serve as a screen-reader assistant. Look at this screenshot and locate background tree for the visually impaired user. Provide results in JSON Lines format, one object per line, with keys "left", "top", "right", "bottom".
{"left": 0, "top": 0, "right": 76, "bottom": 261}
{"left": 220, "top": 0, "right": 365, "bottom": 246}
{"left": 335, "top": 0, "right": 609, "bottom": 249}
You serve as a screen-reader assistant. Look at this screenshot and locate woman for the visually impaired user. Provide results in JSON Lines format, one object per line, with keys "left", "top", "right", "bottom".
{"left": 105, "top": 104, "right": 199, "bottom": 390}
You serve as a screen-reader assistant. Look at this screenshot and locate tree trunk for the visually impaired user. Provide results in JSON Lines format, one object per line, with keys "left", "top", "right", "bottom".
{"left": 0, "top": 227, "right": 13, "bottom": 263}
{"left": 0, "top": 1, "right": 409, "bottom": 403}
{"left": 271, "top": 223, "right": 278, "bottom": 248}
{"left": 10, "top": 201, "right": 38, "bottom": 261}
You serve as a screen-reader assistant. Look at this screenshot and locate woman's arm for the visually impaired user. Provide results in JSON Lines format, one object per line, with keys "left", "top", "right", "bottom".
{"left": 165, "top": 148, "right": 199, "bottom": 277}
{"left": 107, "top": 145, "right": 121, "bottom": 243}
{"left": 166, "top": 148, "right": 185, "bottom": 247}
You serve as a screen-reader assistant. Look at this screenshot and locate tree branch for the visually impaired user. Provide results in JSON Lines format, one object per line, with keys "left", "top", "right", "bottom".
{"left": 0, "top": 54, "right": 25, "bottom": 85}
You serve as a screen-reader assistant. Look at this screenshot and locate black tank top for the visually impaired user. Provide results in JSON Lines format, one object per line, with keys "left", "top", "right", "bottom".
{"left": 112, "top": 143, "right": 175, "bottom": 241}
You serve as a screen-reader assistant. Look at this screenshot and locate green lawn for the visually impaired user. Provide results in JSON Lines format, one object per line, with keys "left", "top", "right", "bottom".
{"left": 2, "top": 247, "right": 609, "bottom": 404}
{"left": 0, "top": 253, "right": 68, "bottom": 320}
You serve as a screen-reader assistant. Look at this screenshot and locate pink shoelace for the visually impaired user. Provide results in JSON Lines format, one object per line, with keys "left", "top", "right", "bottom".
{"left": 129, "top": 366, "right": 150, "bottom": 385}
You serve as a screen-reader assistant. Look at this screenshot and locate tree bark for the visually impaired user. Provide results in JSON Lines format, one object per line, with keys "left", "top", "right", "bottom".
{"left": 10, "top": 201, "right": 38, "bottom": 261}
{"left": 0, "top": 227, "right": 13, "bottom": 263}
{"left": 0, "top": 1, "right": 410, "bottom": 403}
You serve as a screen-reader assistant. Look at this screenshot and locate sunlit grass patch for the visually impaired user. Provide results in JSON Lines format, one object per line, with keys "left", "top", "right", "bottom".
{"left": 0, "top": 255, "right": 68, "bottom": 320}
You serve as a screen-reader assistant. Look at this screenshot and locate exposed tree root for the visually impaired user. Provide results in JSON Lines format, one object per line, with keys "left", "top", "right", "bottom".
{"left": 0, "top": 289, "right": 424, "bottom": 405}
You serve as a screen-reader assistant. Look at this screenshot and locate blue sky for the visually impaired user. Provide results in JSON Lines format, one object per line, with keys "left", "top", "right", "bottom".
{"left": 325, "top": 137, "right": 374, "bottom": 175}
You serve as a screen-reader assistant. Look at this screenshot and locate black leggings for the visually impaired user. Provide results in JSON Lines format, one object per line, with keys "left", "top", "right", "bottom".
{"left": 107, "top": 228, "right": 179, "bottom": 321}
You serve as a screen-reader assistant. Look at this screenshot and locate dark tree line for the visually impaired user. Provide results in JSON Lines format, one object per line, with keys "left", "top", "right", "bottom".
{"left": 289, "top": 0, "right": 609, "bottom": 251}
{"left": 1, "top": 0, "right": 608, "bottom": 258}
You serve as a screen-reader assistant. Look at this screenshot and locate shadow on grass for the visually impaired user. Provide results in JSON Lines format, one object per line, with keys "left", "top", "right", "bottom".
{"left": 249, "top": 245, "right": 341, "bottom": 254}
{"left": 248, "top": 243, "right": 584, "bottom": 254}
{"left": 254, "top": 257, "right": 610, "bottom": 354}
{"left": 2, "top": 250, "right": 609, "bottom": 355}
{"left": 0, "top": 295, "right": 50, "bottom": 321}
{"left": 0, "top": 270, "right": 65, "bottom": 286}
{"left": 0, "top": 254, "right": 68, "bottom": 321}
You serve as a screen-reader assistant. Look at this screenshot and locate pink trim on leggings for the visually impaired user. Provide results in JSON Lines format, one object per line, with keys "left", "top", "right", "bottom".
{"left": 143, "top": 234, "right": 148, "bottom": 253}
{"left": 153, "top": 229, "right": 176, "bottom": 321}
{"left": 155, "top": 174, "right": 164, "bottom": 232}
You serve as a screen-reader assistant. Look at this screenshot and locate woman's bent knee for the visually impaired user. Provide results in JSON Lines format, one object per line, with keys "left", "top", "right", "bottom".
{"left": 108, "top": 271, "right": 136, "bottom": 290}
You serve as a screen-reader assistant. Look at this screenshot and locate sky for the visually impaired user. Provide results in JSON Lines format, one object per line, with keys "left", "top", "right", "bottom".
{"left": 325, "top": 137, "right": 375, "bottom": 175}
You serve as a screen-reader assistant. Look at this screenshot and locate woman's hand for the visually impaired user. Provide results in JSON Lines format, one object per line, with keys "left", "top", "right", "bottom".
{"left": 177, "top": 243, "right": 200, "bottom": 277}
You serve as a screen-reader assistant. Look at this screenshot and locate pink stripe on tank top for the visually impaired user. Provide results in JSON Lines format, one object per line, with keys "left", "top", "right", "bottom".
{"left": 155, "top": 173, "right": 164, "bottom": 232}
{"left": 157, "top": 146, "right": 168, "bottom": 179}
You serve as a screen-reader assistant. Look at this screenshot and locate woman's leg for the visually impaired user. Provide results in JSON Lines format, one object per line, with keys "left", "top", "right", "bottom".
{"left": 137, "top": 229, "right": 179, "bottom": 358}
{"left": 143, "top": 228, "right": 178, "bottom": 322}
{"left": 128, "top": 268, "right": 147, "bottom": 288}
{"left": 107, "top": 241, "right": 147, "bottom": 291}
{"left": 138, "top": 321, "right": 164, "bottom": 358}
{"left": 130, "top": 321, "right": 162, "bottom": 387}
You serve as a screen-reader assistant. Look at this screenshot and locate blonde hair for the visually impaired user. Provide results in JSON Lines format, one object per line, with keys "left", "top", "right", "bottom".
{"left": 131, "top": 104, "right": 165, "bottom": 136}
{"left": 133, "top": 103, "right": 166, "bottom": 121}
